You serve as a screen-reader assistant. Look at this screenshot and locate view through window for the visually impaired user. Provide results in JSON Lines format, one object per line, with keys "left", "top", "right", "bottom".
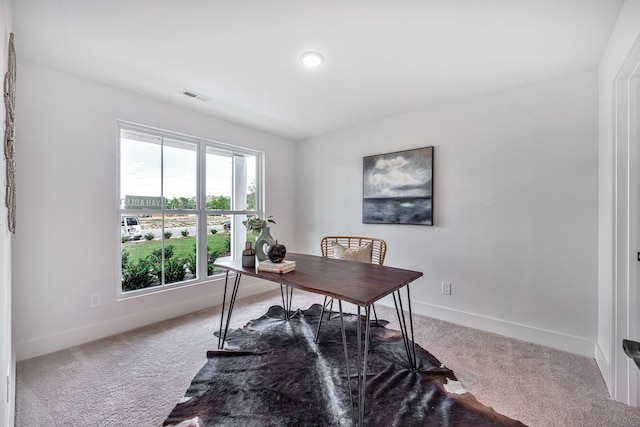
{"left": 118, "top": 122, "right": 261, "bottom": 296}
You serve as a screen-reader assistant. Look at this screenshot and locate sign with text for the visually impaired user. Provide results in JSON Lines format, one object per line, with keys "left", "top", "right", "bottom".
{"left": 123, "top": 195, "right": 162, "bottom": 209}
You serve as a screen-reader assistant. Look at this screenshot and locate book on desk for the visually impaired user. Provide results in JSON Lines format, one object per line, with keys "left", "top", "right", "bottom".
{"left": 258, "top": 259, "right": 296, "bottom": 274}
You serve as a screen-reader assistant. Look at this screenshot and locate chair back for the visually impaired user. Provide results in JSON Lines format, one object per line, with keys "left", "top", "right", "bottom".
{"left": 320, "top": 236, "right": 387, "bottom": 266}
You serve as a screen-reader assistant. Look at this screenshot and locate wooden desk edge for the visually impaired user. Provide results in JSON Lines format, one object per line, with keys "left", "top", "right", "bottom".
{"left": 213, "top": 258, "right": 423, "bottom": 307}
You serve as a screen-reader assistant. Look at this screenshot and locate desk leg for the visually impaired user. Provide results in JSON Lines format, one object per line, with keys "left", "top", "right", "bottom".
{"left": 217, "top": 271, "right": 242, "bottom": 350}
{"left": 357, "top": 306, "right": 371, "bottom": 427}
{"left": 392, "top": 283, "right": 417, "bottom": 371}
{"left": 338, "top": 301, "right": 371, "bottom": 427}
{"left": 314, "top": 297, "right": 336, "bottom": 343}
{"left": 338, "top": 301, "right": 355, "bottom": 426}
{"left": 279, "top": 284, "right": 294, "bottom": 321}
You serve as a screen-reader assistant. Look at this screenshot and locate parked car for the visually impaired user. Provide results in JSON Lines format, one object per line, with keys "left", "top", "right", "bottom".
{"left": 121, "top": 216, "right": 142, "bottom": 240}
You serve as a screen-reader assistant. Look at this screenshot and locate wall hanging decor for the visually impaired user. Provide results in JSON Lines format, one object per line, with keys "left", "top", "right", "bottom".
{"left": 3, "top": 32, "right": 16, "bottom": 233}
{"left": 363, "top": 146, "right": 433, "bottom": 226}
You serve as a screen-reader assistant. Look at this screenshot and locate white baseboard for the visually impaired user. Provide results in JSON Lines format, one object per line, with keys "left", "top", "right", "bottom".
{"left": 18, "top": 283, "right": 598, "bottom": 361}
{"left": 16, "top": 278, "right": 278, "bottom": 361}
{"left": 377, "top": 298, "right": 596, "bottom": 358}
{"left": 595, "top": 341, "right": 613, "bottom": 394}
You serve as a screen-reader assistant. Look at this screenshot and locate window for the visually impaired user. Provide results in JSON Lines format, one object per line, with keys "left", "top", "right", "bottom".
{"left": 118, "top": 122, "right": 262, "bottom": 296}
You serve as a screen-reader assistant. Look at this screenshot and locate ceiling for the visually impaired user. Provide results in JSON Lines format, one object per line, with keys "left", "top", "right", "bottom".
{"left": 12, "top": 0, "right": 624, "bottom": 141}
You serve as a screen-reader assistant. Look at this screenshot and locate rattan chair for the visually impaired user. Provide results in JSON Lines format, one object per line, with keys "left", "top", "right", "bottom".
{"left": 314, "top": 236, "right": 387, "bottom": 342}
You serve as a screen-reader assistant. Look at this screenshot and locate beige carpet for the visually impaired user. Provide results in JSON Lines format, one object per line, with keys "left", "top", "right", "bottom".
{"left": 15, "top": 289, "right": 640, "bottom": 426}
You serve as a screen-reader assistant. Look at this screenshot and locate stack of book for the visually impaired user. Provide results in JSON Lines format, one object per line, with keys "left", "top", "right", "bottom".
{"left": 258, "top": 259, "right": 296, "bottom": 274}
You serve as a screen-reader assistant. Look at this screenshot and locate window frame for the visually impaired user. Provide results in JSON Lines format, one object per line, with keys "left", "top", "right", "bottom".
{"left": 116, "top": 120, "right": 263, "bottom": 299}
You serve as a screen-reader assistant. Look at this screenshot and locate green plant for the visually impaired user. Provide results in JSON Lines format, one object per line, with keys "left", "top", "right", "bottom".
{"left": 185, "top": 253, "right": 196, "bottom": 275}
{"left": 242, "top": 215, "right": 275, "bottom": 236}
{"left": 164, "top": 231, "right": 173, "bottom": 239}
{"left": 184, "top": 244, "right": 198, "bottom": 275}
{"left": 146, "top": 244, "right": 185, "bottom": 284}
{"left": 164, "top": 257, "right": 186, "bottom": 284}
{"left": 181, "top": 229, "right": 190, "bottom": 237}
{"left": 151, "top": 245, "right": 175, "bottom": 261}
{"left": 121, "top": 249, "right": 130, "bottom": 269}
{"left": 118, "top": 235, "right": 232, "bottom": 291}
{"left": 121, "top": 235, "right": 130, "bottom": 244}
{"left": 210, "top": 228, "right": 217, "bottom": 235}
{"left": 121, "top": 258, "right": 157, "bottom": 291}
{"left": 184, "top": 244, "right": 220, "bottom": 276}
{"left": 144, "top": 232, "right": 154, "bottom": 241}
{"left": 207, "top": 247, "right": 222, "bottom": 276}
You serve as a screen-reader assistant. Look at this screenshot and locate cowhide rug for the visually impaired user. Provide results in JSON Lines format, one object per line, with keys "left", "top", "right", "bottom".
{"left": 163, "top": 304, "right": 527, "bottom": 427}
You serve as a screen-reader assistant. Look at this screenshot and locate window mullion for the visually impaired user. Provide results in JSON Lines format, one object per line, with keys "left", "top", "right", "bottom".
{"left": 197, "top": 142, "right": 208, "bottom": 279}
{"left": 160, "top": 136, "right": 166, "bottom": 286}
{"left": 234, "top": 156, "right": 249, "bottom": 259}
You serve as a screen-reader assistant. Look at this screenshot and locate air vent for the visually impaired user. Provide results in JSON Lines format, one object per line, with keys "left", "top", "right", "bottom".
{"left": 181, "top": 90, "right": 212, "bottom": 102}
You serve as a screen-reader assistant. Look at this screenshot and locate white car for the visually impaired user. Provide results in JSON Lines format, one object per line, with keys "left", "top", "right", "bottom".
{"left": 121, "top": 216, "right": 142, "bottom": 240}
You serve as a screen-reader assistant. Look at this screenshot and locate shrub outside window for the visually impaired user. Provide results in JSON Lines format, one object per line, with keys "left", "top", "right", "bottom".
{"left": 118, "top": 121, "right": 262, "bottom": 297}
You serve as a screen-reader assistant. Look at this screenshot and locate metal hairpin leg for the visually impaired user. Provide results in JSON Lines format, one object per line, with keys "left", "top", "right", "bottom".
{"left": 372, "top": 303, "right": 380, "bottom": 327}
{"left": 357, "top": 306, "right": 371, "bottom": 426}
{"left": 391, "top": 284, "right": 417, "bottom": 371}
{"left": 338, "top": 301, "right": 371, "bottom": 427}
{"left": 338, "top": 301, "right": 355, "bottom": 426}
{"left": 317, "top": 297, "right": 376, "bottom": 344}
{"left": 279, "top": 284, "right": 295, "bottom": 320}
{"left": 314, "top": 296, "right": 335, "bottom": 343}
{"left": 317, "top": 298, "right": 374, "bottom": 355}
{"left": 217, "top": 270, "right": 242, "bottom": 350}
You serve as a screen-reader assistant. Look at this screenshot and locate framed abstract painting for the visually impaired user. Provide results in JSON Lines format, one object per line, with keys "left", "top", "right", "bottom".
{"left": 363, "top": 146, "right": 434, "bottom": 226}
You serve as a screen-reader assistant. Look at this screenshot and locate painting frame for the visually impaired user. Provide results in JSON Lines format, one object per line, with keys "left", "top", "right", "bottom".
{"left": 362, "top": 146, "right": 434, "bottom": 226}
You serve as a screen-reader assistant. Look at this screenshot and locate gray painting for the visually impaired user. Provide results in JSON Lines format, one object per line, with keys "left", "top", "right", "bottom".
{"left": 363, "top": 147, "right": 433, "bottom": 225}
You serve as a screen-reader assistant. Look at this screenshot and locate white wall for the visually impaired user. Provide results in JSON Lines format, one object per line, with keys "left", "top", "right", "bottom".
{"left": 0, "top": 0, "right": 14, "bottom": 425}
{"left": 12, "top": 60, "right": 296, "bottom": 361}
{"left": 597, "top": 0, "right": 640, "bottom": 403}
{"left": 296, "top": 69, "right": 599, "bottom": 356}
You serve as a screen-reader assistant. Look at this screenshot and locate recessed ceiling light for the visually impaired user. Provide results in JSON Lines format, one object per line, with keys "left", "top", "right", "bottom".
{"left": 300, "top": 51, "right": 324, "bottom": 68}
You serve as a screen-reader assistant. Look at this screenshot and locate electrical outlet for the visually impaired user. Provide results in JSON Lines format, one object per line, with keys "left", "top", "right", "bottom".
{"left": 442, "top": 282, "right": 452, "bottom": 295}
{"left": 90, "top": 293, "right": 102, "bottom": 308}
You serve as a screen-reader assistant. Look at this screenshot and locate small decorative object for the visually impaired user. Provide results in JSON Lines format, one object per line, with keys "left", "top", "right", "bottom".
{"left": 363, "top": 146, "right": 434, "bottom": 226}
{"left": 243, "top": 215, "right": 276, "bottom": 261}
{"left": 266, "top": 241, "right": 287, "bottom": 263}
{"left": 258, "top": 259, "right": 296, "bottom": 274}
{"left": 242, "top": 241, "right": 255, "bottom": 268}
{"left": 254, "top": 226, "right": 275, "bottom": 261}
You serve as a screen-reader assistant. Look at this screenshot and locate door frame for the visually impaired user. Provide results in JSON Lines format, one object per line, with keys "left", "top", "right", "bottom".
{"left": 612, "top": 35, "right": 640, "bottom": 407}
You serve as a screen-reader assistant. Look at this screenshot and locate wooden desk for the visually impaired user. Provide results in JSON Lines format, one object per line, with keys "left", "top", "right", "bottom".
{"left": 213, "top": 252, "right": 423, "bottom": 426}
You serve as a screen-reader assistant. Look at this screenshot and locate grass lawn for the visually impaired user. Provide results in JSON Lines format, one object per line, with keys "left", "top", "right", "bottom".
{"left": 122, "top": 232, "right": 255, "bottom": 263}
